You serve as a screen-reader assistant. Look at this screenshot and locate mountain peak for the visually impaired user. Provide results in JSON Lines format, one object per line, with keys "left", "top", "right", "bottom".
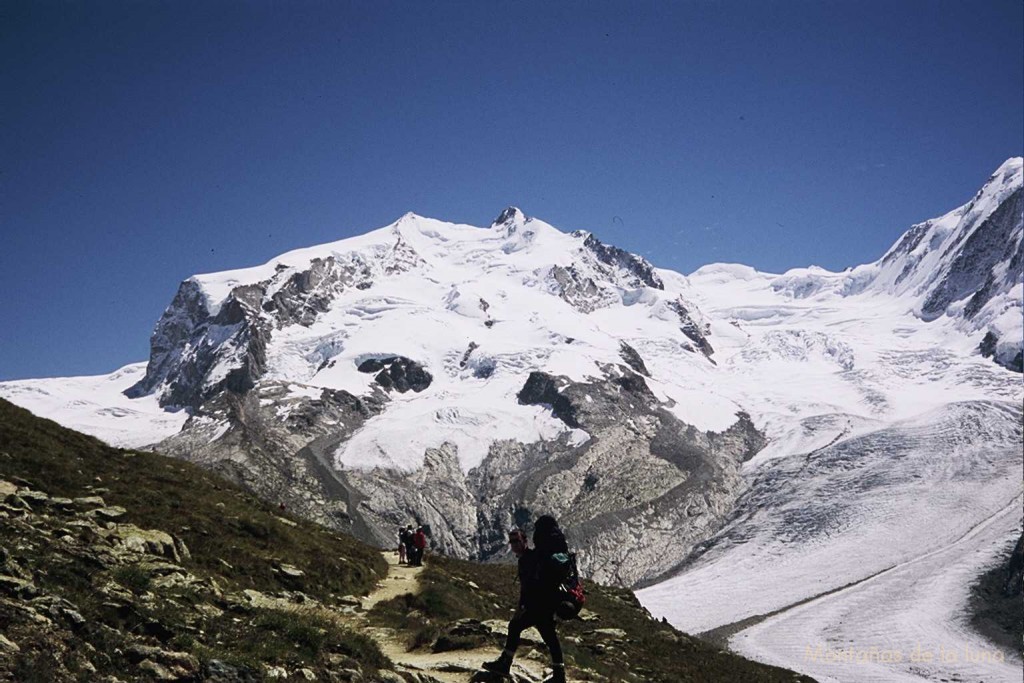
{"left": 995, "top": 156, "right": 1023, "bottom": 175}
{"left": 491, "top": 206, "right": 527, "bottom": 228}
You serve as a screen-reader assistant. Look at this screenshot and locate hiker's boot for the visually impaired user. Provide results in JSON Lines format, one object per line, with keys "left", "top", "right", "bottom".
{"left": 482, "top": 652, "right": 513, "bottom": 675}
{"left": 543, "top": 663, "right": 567, "bottom": 683}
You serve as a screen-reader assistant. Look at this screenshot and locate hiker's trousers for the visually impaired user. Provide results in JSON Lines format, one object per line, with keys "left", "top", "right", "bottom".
{"left": 505, "top": 607, "right": 563, "bottom": 664}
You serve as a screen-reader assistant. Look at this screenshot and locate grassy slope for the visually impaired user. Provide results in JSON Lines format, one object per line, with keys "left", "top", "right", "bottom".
{"left": 0, "top": 398, "right": 390, "bottom": 680}
{"left": 0, "top": 398, "right": 386, "bottom": 598}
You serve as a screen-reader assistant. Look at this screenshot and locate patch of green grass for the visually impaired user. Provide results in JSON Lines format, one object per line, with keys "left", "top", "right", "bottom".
{"left": 203, "top": 608, "right": 388, "bottom": 672}
{"left": 111, "top": 565, "right": 152, "bottom": 594}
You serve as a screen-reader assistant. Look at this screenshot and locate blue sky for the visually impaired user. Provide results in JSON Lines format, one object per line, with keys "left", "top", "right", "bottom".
{"left": 2, "top": 0, "right": 1021, "bottom": 380}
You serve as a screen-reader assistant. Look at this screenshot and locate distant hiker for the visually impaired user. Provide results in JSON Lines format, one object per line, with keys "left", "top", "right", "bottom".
{"left": 483, "top": 516, "right": 569, "bottom": 683}
{"left": 397, "top": 526, "right": 408, "bottom": 565}
{"left": 403, "top": 524, "right": 414, "bottom": 563}
{"left": 411, "top": 526, "right": 428, "bottom": 566}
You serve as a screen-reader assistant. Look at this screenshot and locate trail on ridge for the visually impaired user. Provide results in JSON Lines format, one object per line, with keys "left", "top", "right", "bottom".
{"left": 354, "top": 551, "right": 556, "bottom": 683}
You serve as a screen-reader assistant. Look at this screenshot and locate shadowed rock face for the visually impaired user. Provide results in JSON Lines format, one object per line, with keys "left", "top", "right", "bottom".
{"left": 872, "top": 169, "right": 1023, "bottom": 373}
{"left": 921, "top": 187, "right": 1023, "bottom": 323}
{"left": 967, "top": 530, "right": 1024, "bottom": 656}
{"left": 618, "top": 341, "right": 651, "bottom": 377}
{"left": 1004, "top": 533, "right": 1024, "bottom": 598}
{"left": 669, "top": 299, "right": 715, "bottom": 360}
{"left": 125, "top": 280, "right": 272, "bottom": 409}
{"left": 126, "top": 245, "right": 424, "bottom": 409}
{"left": 980, "top": 331, "right": 1024, "bottom": 373}
{"left": 581, "top": 233, "right": 665, "bottom": 290}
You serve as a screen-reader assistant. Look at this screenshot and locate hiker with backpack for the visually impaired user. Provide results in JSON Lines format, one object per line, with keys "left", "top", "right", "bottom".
{"left": 397, "top": 526, "right": 408, "bottom": 565}
{"left": 483, "top": 515, "right": 579, "bottom": 683}
{"left": 410, "top": 526, "right": 428, "bottom": 566}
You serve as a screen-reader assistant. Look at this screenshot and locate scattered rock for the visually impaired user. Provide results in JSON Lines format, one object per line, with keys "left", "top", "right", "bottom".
{"left": 206, "top": 659, "right": 259, "bottom": 682}
{"left": 61, "top": 607, "right": 87, "bottom": 628}
{"left": 138, "top": 659, "right": 175, "bottom": 680}
{"left": 482, "top": 619, "right": 544, "bottom": 646}
{"left": 74, "top": 495, "right": 107, "bottom": 509}
{"left": 589, "top": 628, "right": 628, "bottom": 641}
{"left": 49, "top": 496, "right": 76, "bottom": 510}
{"left": 357, "top": 356, "right": 433, "bottom": 393}
{"left": 0, "top": 574, "right": 38, "bottom": 599}
{"left": 0, "top": 634, "right": 19, "bottom": 653}
{"left": 276, "top": 563, "right": 305, "bottom": 580}
{"left": 93, "top": 506, "right": 128, "bottom": 521}
{"left": 114, "top": 526, "right": 181, "bottom": 561}
{"left": 265, "top": 665, "right": 289, "bottom": 679}
{"left": 16, "top": 489, "right": 50, "bottom": 508}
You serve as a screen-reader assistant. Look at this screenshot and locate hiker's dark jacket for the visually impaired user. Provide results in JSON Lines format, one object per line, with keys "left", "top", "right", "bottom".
{"left": 518, "top": 528, "right": 569, "bottom": 612}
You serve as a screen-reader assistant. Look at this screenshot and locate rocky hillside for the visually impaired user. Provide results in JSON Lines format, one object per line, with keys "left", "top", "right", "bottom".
{"left": 0, "top": 398, "right": 388, "bottom": 682}
{"left": 0, "top": 398, "right": 815, "bottom": 682}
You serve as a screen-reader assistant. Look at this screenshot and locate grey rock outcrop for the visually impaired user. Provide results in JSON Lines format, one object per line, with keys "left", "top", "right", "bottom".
{"left": 873, "top": 161, "right": 1024, "bottom": 372}
{"left": 580, "top": 233, "right": 665, "bottom": 290}
{"left": 920, "top": 186, "right": 1022, "bottom": 323}
{"left": 125, "top": 278, "right": 272, "bottom": 409}
{"left": 668, "top": 298, "right": 715, "bottom": 360}
{"left": 156, "top": 381, "right": 387, "bottom": 536}
{"left": 491, "top": 366, "right": 762, "bottom": 585}
{"left": 157, "top": 363, "right": 762, "bottom": 587}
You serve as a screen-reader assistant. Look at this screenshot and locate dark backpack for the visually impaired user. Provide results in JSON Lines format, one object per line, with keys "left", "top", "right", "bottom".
{"left": 551, "top": 552, "right": 586, "bottom": 619}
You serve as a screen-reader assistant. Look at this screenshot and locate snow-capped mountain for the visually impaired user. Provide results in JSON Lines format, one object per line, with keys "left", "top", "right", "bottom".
{"left": 113, "top": 206, "right": 748, "bottom": 586}
{"left": 768, "top": 156, "right": 1023, "bottom": 371}
{"left": 2, "top": 159, "right": 1021, "bottom": 682}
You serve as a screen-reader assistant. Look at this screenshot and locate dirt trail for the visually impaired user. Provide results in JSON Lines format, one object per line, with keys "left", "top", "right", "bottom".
{"left": 354, "top": 551, "right": 555, "bottom": 683}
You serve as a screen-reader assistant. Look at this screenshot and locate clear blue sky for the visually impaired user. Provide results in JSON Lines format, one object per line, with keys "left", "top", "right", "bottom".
{"left": 2, "top": 0, "right": 1021, "bottom": 380}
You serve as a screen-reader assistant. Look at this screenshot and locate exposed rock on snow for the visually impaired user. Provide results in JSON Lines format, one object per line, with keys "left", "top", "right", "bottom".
{"left": 356, "top": 356, "right": 433, "bottom": 393}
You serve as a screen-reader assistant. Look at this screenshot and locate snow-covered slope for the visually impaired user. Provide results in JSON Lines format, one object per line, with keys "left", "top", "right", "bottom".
{"left": 123, "top": 207, "right": 725, "bottom": 471}
{"left": 767, "top": 156, "right": 1023, "bottom": 371}
{"left": 630, "top": 159, "right": 1024, "bottom": 682}
{"left": 0, "top": 363, "right": 187, "bottom": 448}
